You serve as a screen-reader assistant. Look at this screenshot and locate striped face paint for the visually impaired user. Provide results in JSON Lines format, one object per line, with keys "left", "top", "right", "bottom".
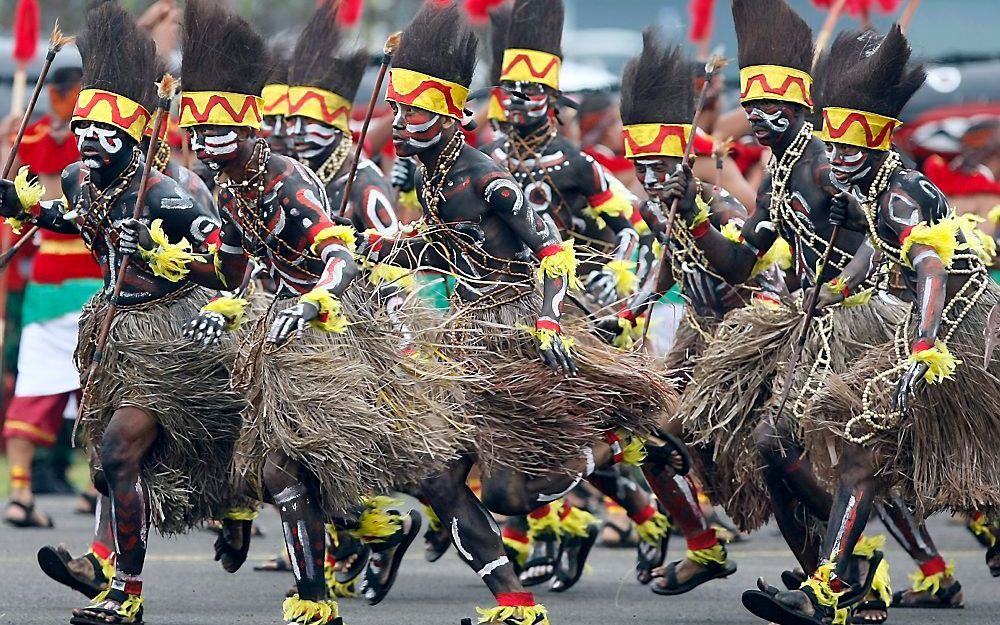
{"left": 73, "top": 121, "right": 129, "bottom": 170}
{"left": 189, "top": 125, "right": 243, "bottom": 171}
{"left": 743, "top": 101, "right": 796, "bottom": 147}
{"left": 286, "top": 116, "right": 340, "bottom": 160}
{"left": 825, "top": 142, "right": 873, "bottom": 185}
{"left": 634, "top": 156, "right": 681, "bottom": 202}
{"left": 390, "top": 102, "right": 446, "bottom": 157}
{"left": 500, "top": 80, "right": 550, "bottom": 127}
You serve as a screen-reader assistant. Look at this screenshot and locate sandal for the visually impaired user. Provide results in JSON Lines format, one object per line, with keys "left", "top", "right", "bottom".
{"left": 891, "top": 579, "right": 963, "bottom": 609}
{"left": 987, "top": 541, "right": 1000, "bottom": 578}
{"left": 743, "top": 581, "right": 839, "bottom": 625}
{"left": 598, "top": 520, "right": 636, "bottom": 548}
{"left": 70, "top": 588, "right": 144, "bottom": 625}
{"left": 850, "top": 598, "right": 888, "bottom": 624}
{"left": 332, "top": 533, "right": 370, "bottom": 584}
{"left": 650, "top": 557, "right": 737, "bottom": 595}
{"left": 4, "top": 499, "right": 54, "bottom": 528}
{"left": 359, "top": 509, "right": 421, "bottom": 606}
{"left": 636, "top": 533, "right": 670, "bottom": 585}
{"left": 518, "top": 531, "right": 559, "bottom": 587}
{"left": 550, "top": 522, "right": 599, "bottom": 592}
{"left": 37, "top": 545, "right": 111, "bottom": 599}
{"left": 644, "top": 432, "right": 691, "bottom": 475}
{"left": 213, "top": 519, "right": 252, "bottom": 573}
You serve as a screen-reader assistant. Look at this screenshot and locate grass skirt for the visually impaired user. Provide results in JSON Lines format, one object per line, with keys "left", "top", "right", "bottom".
{"left": 444, "top": 285, "right": 676, "bottom": 477}
{"left": 76, "top": 285, "right": 248, "bottom": 535}
{"left": 806, "top": 276, "right": 1000, "bottom": 516}
{"left": 679, "top": 294, "right": 907, "bottom": 530}
{"left": 663, "top": 312, "right": 722, "bottom": 390}
{"left": 235, "top": 282, "right": 471, "bottom": 519}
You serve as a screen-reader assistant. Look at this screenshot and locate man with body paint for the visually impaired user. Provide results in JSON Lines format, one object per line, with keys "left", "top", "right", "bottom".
{"left": 742, "top": 26, "right": 1000, "bottom": 625}
{"left": 358, "top": 3, "right": 680, "bottom": 623}
{"left": 0, "top": 6, "right": 247, "bottom": 624}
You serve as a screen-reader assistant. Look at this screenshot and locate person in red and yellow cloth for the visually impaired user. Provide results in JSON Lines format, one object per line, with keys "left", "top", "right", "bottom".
{"left": 1, "top": 65, "right": 105, "bottom": 529}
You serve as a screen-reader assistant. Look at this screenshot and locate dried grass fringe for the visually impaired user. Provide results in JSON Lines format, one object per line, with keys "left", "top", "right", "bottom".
{"left": 443, "top": 285, "right": 676, "bottom": 477}
{"left": 806, "top": 280, "right": 1000, "bottom": 517}
{"left": 678, "top": 293, "right": 907, "bottom": 530}
{"left": 76, "top": 286, "right": 249, "bottom": 534}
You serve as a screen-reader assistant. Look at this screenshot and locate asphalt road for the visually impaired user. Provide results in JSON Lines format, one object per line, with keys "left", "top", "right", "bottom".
{"left": 1, "top": 496, "right": 997, "bottom": 625}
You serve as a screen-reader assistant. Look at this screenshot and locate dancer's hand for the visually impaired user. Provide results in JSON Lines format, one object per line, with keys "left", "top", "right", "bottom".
{"left": 668, "top": 164, "right": 699, "bottom": 225}
{"left": 391, "top": 157, "right": 417, "bottom": 192}
{"left": 829, "top": 192, "right": 868, "bottom": 232}
{"left": 117, "top": 218, "right": 153, "bottom": 258}
{"left": 585, "top": 268, "right": 619, "bottom": 308}
{"left": 267, "top": 301, "right": 319, "bottom": 345}
{"left": 183, "top": 311, "right": 228, "bottom": 347}
{"left": 892, "top": 360, "right": 928, "bottom": 414}
{"left": 537, "top": 331, "right": 578, "bottom": 377}
{"left": 0, "top": 179, "right": 19, "bottom": 217}
{"left": 593, "top": 315, "right": 626, "bottom": 345}
{"left": 803, "top": 283, "right": 843, "bottom": 311}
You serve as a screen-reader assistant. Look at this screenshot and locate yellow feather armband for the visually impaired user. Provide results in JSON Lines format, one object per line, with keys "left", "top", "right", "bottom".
{"left": 139, "top": 219, "right": 193, "bottom": 282}
{"left": 518, "top": 324, "right": 574, "bottom": 352}
{"left": 909, "top": 340, "right": 961, "bottom": 384}
{"left": 604, "top": 259, "right": 638, "bottom": 297}
{"left": 750, "top": 237, "right": 792, "bottom": 278}
{"left": 958, "top": 213, "right": 997, "bottom": 264}
{"left": 7, "top": 166, "right": 45, "bottom": 233}
{"left": 300, "top": 288, "right": 349, "bottom": 333}
{"left": 537, "top": 239, "right": 583, "bottom": 290}
{"left": 583, "top": 188, "right": 633, "bottom": 229}
{"left": 689, "top": 193, "right": 712, "bottom": 228}
{"left": 900, "top": 218, "right": 963, "bottom": 269}
{"left": 367, "top": 262, "right": 415, "bottom": 291}
{"left": 720, "top": 222, "right": 743, "bottom": 243}
{"left": 310, "top": 224, "right": 357, "bottom": 255}
{"left": 989, "top": 205, "right": 1000, "bottom": 226}
{"left": 201, "top": 296, "right": 249, "bottom": 331}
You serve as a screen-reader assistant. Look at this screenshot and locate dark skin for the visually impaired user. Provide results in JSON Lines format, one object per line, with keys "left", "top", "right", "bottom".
{"left": 483, "top": 81, "right": 641, "bottom": 306}
{"left": 675, "top": 101, "right": 874, "bottom": 578}
{"left": 0, "top": 122, "right": 222, "bottom": 620}
{"left": 288, "top": 118, "right": 400, "bottom": 235}
{"left": 179, "top": 123, "right": 369, "bottom": 603}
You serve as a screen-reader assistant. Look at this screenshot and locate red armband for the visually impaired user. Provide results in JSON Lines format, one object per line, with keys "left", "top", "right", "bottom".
{"left": 911, "top": 339, "right": 933, "bottom": 354}
{"left": 604, "top": 430, "right": 624, "bottom": 464}
{"left": 690, "top": 220, "right": 711, "bottom": 239}
{"left": 617, "top": 307, "right": 637, "bottom": 326}
{"left": 537, "top": 243, "right": 562, "bottom": 259}
{"left": 899, "top": 225, "right": 915, "bottom": 245}
{"left": 587, "top": 188, "right": 614, "bottom": 208}
{"left": 535, "top": 318, "right": 561, "bottom": 333}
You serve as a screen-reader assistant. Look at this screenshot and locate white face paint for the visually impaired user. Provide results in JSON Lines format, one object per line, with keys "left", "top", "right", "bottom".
{"left": 287, "top": 117, "right": 339, "bottom": 159}
{"left": 190, "top": 129, "right": 239, "bottom": 171}
{"left": 825, "top": 142, "right": 872, "bottom": 185}
{"left": 74, "top": 122, "right": 124, "bottom": 169}
{"left": 750, "top": 107, "right": 791, "bottom": 133}
{"left": 394, "top": 108, "right": 443, "bottom": 150}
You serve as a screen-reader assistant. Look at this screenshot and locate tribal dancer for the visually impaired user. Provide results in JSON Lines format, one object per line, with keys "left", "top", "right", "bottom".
{"left": 599, "top": 28, "right": 799, "bottom": 597}
{"left": 0, "top": 5, "right": 247, "bottom": 624}
{"left": 675, "top": 0, "right": 905, "bottom": 595}
{"left": 286, "top": 3, "right": 398, "bottom": 236}
{"left": 363, "top": 3, "right": 674, "bottom": 621}
{"left": 742, "top": 26, "right": 1000, "bottom": 625}
{"left": 262, "top": 41, "right": 295, "bottom": 158}
{"left": 482, "top": 0, "right": 649, "bottom": 311}
{"left": 482, "top": 0, "right": 669, "bottom": 592}
{"left": 176, "top": 2, "right": 469, "bottom": 623}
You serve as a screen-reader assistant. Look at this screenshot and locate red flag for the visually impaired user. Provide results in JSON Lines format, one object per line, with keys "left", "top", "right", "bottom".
{"left": 689, "top": 0, "right": 715, "bottom": 43}
{"left": 12, "top": 0, "right": 40, "bottom": 64}
{"left": 811, "top": 0, "right": 902, "bottom": 15}
{"left": 335, "top": 0, "right": 364, "bottom": 27}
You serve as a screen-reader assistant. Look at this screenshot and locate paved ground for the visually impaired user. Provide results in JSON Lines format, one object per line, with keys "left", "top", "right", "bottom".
{"left": 1, "top": 496, "right": 997, "bottom": 624}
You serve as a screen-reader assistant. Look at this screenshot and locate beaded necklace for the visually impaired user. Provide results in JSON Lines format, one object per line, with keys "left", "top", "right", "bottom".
{"left": 310, "top": 133, "right": 352, "bottom": 185}
{"left": 767, "top": 122, "right": 851, "bottom": 280}
{"left": 76, "top": 150, "right": 142, "bottom": 246}
{"left": 152, "top": 141, "right": 171, "bottom": 172}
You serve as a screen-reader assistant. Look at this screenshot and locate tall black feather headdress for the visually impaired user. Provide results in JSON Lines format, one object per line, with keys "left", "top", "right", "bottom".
{"left": 733, "top": 0, "right": 814, "bottom": 108}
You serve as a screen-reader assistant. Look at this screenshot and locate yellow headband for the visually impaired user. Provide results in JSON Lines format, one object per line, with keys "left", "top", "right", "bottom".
{"left": 739, "top": 64, "right": 813, "bottom": 109}
{"left": 262, "top": 84, "right": 290, "bottom": 118}
{"left": 488, "top": 86, "right": 507, "bottom": 123}
{"left": 815, "top": 107, "right": 901, "bottom": 151}
{"left": 499, "top": 48, "right": 561, "bottom": 91}
{"left": 622, "top": 124, "right": 692, "bottom": 159}
{"left": 386, "top": 68, "right": 469, "bottom": 119}
{"left": 179, "top": 91, "right": 264, "bottom": 129}
{"left": 72, "top": 89, "right": 151, "bottom": 143}
{"left": 287, "top": 86, "right": 352, "bottom": 135}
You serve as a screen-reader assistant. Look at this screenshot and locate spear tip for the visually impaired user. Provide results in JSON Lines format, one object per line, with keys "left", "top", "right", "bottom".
{"left": 384, "top": 31, "right": 402, "bottom": 56}
{"left": 705, "top": 54, "right": 730, "bottom": 74}
{"left": 157, "top": 74, "right": 179, "bottom": 100}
